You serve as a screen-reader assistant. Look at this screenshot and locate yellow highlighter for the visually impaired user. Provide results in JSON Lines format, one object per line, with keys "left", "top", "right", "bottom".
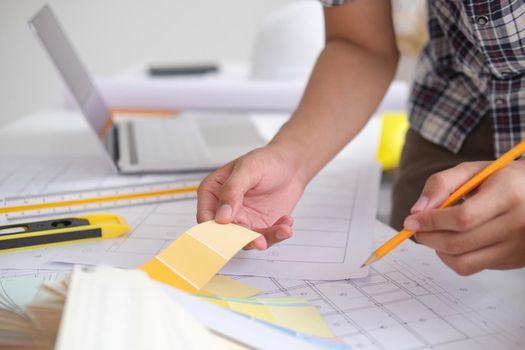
{"left": 0, "top": 214, "right": 130, "bottom": 253}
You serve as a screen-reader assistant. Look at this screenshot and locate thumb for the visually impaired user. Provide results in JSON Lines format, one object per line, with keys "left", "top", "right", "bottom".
{"left": 215, "top": 163, "right": 258, "bottom": 224}
{"left": 410, "top": 161, "right": 489, "bottom": 213}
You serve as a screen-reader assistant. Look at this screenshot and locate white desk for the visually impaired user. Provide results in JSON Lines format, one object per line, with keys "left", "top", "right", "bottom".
{"left": 2, "top": 110, "right": 524, "bottom": 313}
{"left": 1, "top": 110, "right": 524, "bottom": 350}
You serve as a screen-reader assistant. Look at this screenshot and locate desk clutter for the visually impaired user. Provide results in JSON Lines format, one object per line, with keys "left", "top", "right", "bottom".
{"left": 0, "top": 266, "right": 348, "bottom": 350}
{"left": 0, "top": 114, "right": 524, "bottom": 349}
{"left": 0, "top": 113, "right": 525, "bottom": 349}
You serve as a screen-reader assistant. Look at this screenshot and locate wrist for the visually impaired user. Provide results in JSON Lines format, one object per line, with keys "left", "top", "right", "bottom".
{"left": 267, "top": 122, "right": 319, "bottom": 186}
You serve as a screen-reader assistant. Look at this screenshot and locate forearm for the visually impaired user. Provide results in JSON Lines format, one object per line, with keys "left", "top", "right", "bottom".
{"left": 270, "top": 38, "right": 398, "bottom": 184}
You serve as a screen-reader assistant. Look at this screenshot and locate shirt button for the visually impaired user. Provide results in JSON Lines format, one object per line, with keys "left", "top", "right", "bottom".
{"left": 476, "top": 15, "right": 489, "bottom": 26}
{"left": 495, "top": 98, "right": 506, "bottom": 105}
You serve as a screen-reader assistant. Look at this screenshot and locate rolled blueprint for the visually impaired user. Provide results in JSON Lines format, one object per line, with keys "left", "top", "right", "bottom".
{"left": 94, "top": 77, "right": 409, "bottom": 114}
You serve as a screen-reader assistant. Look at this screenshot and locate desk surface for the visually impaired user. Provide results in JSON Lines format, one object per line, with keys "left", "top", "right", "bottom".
{"left": 1, "top": 110, "right": 524, "bottom": 315}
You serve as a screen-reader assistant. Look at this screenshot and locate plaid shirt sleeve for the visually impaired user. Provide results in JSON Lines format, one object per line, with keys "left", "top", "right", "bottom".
{"left": 409, "top": 1, "right": 525, "bottom": 157}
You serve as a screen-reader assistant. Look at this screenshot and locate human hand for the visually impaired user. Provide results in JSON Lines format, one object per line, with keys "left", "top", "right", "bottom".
{"left": 403, "top": 161, "right": 525, "bottom": 275}
{"left": 197, "top": 145, "right": 307, "bottom": 250}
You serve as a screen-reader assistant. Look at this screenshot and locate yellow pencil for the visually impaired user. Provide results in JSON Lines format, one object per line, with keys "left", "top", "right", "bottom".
{"left": 362, "top": 140, "right": 525, "bottom": 267}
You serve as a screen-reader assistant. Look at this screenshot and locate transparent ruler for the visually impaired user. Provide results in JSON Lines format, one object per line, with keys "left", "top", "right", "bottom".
{"left": 0, "top": 179, "right": 200, "bottom": 221}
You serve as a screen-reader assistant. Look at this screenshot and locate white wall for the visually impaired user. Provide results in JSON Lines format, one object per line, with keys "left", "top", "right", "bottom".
{"left": 0, "top": 0, "right": 296, "bottom": 126}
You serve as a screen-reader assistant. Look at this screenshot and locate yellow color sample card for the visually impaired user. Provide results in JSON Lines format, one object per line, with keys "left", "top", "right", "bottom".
{"left": 198, "top": 275, "right": 261, "bottom": 299}
{"left": 140, "top": 221, "right": 261, "bottom": 293}
{"left": 202, "top": 296, "right": 334, "bottom": 338}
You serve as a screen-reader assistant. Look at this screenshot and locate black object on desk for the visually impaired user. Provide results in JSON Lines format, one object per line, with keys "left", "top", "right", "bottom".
{"left": 148, "top": 63, "right": 219, "bottom": 77}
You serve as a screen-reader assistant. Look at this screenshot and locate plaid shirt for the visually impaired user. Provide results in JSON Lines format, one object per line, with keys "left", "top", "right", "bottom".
{"left": 321, "top": 0, "right": 525, "bottom": 157}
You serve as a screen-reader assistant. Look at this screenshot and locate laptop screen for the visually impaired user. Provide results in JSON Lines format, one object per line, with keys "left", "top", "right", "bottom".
{"left": 28, "top": 5, "right": 112, "bottom": 137}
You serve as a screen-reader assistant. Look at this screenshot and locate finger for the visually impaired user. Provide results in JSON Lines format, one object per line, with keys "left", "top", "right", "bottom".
{"left": 490, "top": 256, "right": 525, "bottom": 270}
{"left": 405, "top": 165, "right": 510, "bottom": 233}
{"left": 406, "top": 186, "right": 510, "bottom": 233}
{"left": 246, "top": 236, "right": 268, "bottom": 251}
{"left": 216, "top": 162, "right": 259, "bottom": 224}
{"left": 196, "top": 166, "right": 233, "bottom": 223}
{"left": 410, "top": 162, "right": 489, "bottom": 213}
{"left": 414, "top": 210, "right": 513, "bottom": 255}
{"left": 244, "top": 225, "right": 292, "bottom": 250}
{"left": 251, "top": 224, "right": 293, "bottom": 250}
{"left": 197, "top": 184, "right": 218, "bottom": 223}
{"left": 245, "top": 216, "right": 294, "bottom": 250}
{"left": 263, "top": 216, "right": 294, "bottom": 248}
{"left": 274, "top": 215, "right": 294, "bottom": 227}
{"left": 437, "top": 241, "right": 514, "bottom": 276}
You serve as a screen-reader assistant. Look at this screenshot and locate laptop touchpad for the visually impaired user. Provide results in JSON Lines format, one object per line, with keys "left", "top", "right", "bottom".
{"left": 198, "top": 119, "right": 265, "bottom": 148}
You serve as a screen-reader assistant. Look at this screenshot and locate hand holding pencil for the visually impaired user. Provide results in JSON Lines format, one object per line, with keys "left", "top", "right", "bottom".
{"left": 363, "top": 140, "right": 525, "bottom": 275}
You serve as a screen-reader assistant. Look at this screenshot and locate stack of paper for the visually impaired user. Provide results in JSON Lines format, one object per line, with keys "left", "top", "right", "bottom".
{"left": 56, "top": 266, "right": 225, "bottom": 350}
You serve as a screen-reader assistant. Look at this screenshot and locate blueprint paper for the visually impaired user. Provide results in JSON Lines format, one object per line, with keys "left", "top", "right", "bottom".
{"left": 4, "top": 225, "right": 525, "bottom": 350}
{"left": 222, "top": 160, "right": 380, "bottom": 279}
{"left": 231, "top": 221, "right": 525, "bottom": 350}
{"left": 0, "top": 155, "right": 203, "bottom": 270}
{"left": 0, "top": 154, "right": 379, "bottom": 280}
{"left": 52, "top": 161, "right": 379, "bottom": 280}
{"left": 0, "top": 154, "right": 522, "bottom": 349}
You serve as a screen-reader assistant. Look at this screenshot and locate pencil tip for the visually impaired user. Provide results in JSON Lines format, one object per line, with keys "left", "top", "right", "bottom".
{"left": 361, "top": 253, "right": 380, "bottom": 268}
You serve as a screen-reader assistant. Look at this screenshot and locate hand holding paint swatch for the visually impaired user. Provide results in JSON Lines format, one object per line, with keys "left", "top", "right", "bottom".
{"left": 141, "top": 221, "right": 261, "bottom": 293}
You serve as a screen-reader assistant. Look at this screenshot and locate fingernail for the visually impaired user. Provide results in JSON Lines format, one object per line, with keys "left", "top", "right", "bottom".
{"left": 216, "top": 204, "right": 232, "bottom": 221}
{"left": 275, "top": 230, "right": 288, "bottom": 240}
{"left": 411, "top": 196, "right": 429, "bottom": 213}
{"left": 404, "top": 218, "right": 420, "bottom": 231}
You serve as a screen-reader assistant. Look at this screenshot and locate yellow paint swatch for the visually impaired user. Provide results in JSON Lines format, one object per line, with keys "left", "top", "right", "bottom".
{"left": 199, "top": 275, "right": 261, "bottom": 299}
{"left": 140, "top": 221, "right": 260, "bottom": 293}
{"left": 202, "top": 296, "right": 334, "bottom": 338}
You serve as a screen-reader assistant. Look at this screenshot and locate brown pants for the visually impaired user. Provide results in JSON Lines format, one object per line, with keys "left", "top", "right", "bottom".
{"left": 390, "top": 116, "right": 495, "bottom": 230}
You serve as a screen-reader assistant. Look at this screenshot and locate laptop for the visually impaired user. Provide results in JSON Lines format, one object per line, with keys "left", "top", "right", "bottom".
{"left": 29, "top": 5, "right": 265, "bottom": 173}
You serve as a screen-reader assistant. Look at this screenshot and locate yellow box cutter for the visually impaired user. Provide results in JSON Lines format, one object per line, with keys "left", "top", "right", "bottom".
{"left": 0, "top": 214, "right": 130, "bottom": 253}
